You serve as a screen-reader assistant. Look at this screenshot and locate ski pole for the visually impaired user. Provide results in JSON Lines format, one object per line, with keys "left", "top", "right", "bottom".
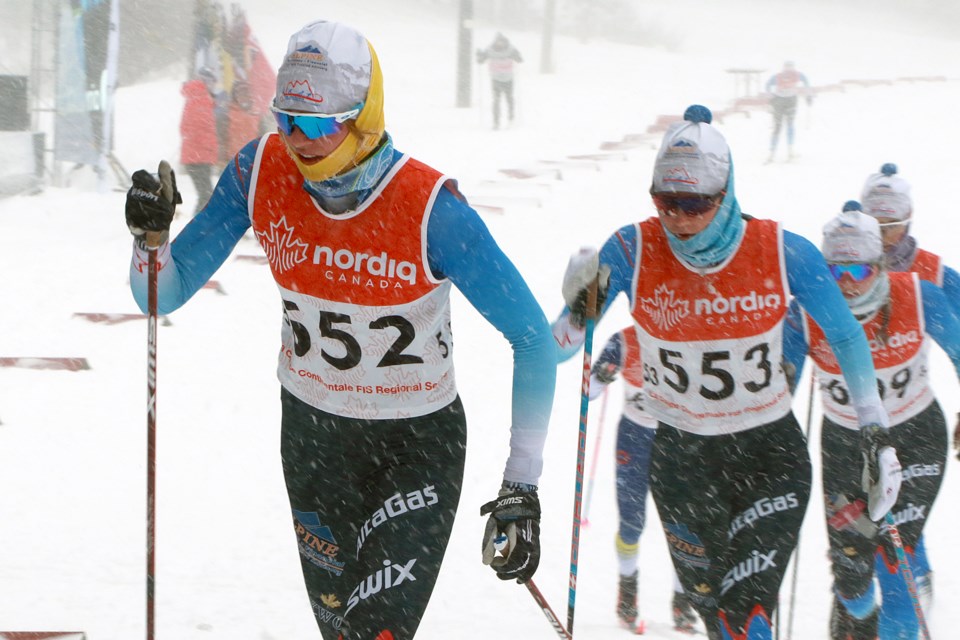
{"left": 784, "top": 371, "right": 815, "bottom": 640}
{"left": 525, "top": 579, "right": 573, "bottom": 640}
{"left": 145, "top": 228, "right": 160, "bottom": 640}
{"left": 581, "top": 385, "right": 609, "bottom": 527}
{"left": 567, "top": 278, "right": 599, "bottom": 636}
{"left": 884, "top": 513, "right": 931, "bottom": 640}
{"left": 146, "top": 159, "right": 174, "bottom": 640}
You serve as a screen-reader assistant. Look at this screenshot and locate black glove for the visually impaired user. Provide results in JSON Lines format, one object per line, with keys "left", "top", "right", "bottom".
{"left": 860, "top": 424, "right": 902, "bottom": 521}
{"left": 126, "top": 161, "right": 182, "bottom": 248}
{"left": 953, "top": 413, "right": 960, "bottom": 461}
{"left": 592, "top": 361, "right": 618, "bottom": 385}
{"left": 480, "top": 483, "right": 541, "bottom": 584}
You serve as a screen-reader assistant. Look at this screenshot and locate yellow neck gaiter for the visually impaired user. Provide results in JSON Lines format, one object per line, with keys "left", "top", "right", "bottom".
{"left": 285, "top": 41, "right": 386, "bottom": 183}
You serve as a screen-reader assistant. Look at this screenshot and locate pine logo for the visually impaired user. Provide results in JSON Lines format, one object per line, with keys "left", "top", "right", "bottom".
{"left": 345, "top": 558, "right": 418, "bottom": 616}
{"left": 257, "top": 216, "right": 309, "bottom": 273}
{"left": 640, "top": 284, "right": 690, "bottom": 331}
{"left": 282, "top": 78, "right": 324, "bottom": 104}
{"left": 661, "top": 164, "right": 698, "bottom": 186}
{"left": 293, "top": 510, "right": 346, "bottom": 576}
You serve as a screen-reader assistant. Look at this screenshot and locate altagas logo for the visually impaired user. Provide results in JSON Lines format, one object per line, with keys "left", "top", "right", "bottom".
{"left": 639, "top": 284, "right": 690, "bottom": 331}
{"left": 257, "top": 216, "right": 309, "bottom": 273}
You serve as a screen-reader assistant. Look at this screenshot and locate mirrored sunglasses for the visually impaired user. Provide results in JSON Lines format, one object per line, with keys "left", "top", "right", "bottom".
{"left": 270, "top": 103, "right": 363, "bottom": 140}
{"left": 828, "top": 263, "right": 877, "bottom": 282}
{"left": 650, "top": 191, "right": 724, "bottom": 217}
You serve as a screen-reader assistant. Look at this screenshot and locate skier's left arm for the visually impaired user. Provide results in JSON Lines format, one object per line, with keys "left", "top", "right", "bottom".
{"left": 427, "top": 185, "right": 557, "bottom": 488}
{"left": 920, "top": 279, "right": 960, "bottom": 380}
{"left": 784, "top": 230, "right": 886, "bottom": 426}
{"left": 939, "top": 265, "right": 960, "bottom": 319}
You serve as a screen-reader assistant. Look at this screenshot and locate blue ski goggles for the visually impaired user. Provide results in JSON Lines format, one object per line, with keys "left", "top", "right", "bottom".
{"left": 270, "top": 103, "right": 363, "bottom": 140}
{"left": 828, "top": 263, "right": 878, "bottom": 282}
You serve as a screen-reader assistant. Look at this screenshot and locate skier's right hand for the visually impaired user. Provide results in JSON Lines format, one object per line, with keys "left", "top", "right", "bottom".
{"left": 480, "top": 482, "right": 541, "bottom": 584}
{"left": 561, "top": 247, "right": 610, "bottom": 328}
{"left": 859, "top": 424, "right": 902, "bottom": 521}
{"left": 126, "top": 161, "right": 181, "bottom": 248}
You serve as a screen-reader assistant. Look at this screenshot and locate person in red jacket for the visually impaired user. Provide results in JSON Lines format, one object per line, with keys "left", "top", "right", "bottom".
{"left": 226, "top": 81, "right": 264, "bottom": 161}
{"left": 179, "top": 73, "right": 219, "bottom": 215}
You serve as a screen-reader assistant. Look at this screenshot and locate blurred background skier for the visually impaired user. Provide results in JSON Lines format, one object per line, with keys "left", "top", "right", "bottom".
{"left": 476, "top": 33, "right": 523, "bottom": 130}
{"left": 589, "top": 325, "right": 700, "bottom": 633}
{"left": 765, "top": 61, "right": 812, "bottom": 162}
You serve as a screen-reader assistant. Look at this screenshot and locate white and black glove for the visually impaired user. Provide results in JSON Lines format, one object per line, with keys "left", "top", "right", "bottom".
{"left": 480, "top": 482, "right": 541, "bottom": 584}
{"left": 860, "top": 424, "right": 902, "bottom": 521}
{"left": 589, "top": 361, "right": 617, "bottom": 400}
{"left": 126, "top": 160, "right": 181, "bottom": 248}
{"left": 561, "top": 248, "right": 611, "bottom": 328}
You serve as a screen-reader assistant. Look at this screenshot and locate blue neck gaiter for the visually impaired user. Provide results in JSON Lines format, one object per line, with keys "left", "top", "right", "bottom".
{"left": 664, "top": 164, "right": 745, "bottom": 268}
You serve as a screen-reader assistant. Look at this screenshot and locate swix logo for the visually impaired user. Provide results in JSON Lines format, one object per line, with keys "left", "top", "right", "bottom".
{"left": 721, "top": 549, "right": 778, "bottom": 595}
{"left": 345, "top": 558, "right": 418, "bottom": 616}
{"left": 693, "top": 291, "right": 782, "bottom": 316}
{"left": 884, "top": 502, "right": 927, "bottom": 528}
{"left": 640, "top": 284, "right": 690, "bottom": 331}
{"left": 314, "top": 245, "right": 417, "bottom": 285}
{"left": 902, "top": 463, "right": 940, "bottom": 482}
{"left": 497, "top": 496, "right": 524, "bottom": 507}
{"left": 868, "top": 330, "right": 920, "bottom": 352}
{"left": 728, "top": 493, "right": 800, "bottom": 539}
{"left": 257, "top": 216, "right": 309, "bottom": 273}
{"left": 356, "top": 485, "right": 438, "bottom": 558}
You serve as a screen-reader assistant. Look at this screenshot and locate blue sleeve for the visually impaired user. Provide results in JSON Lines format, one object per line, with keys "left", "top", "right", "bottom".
{"left": 940, "top": 265, "right": 960, "bottom": 319}
{"left": 427, "top": 187, "right": 556, "bottom": 440}
{"left": 921, "top": 280, "right": 960, "bottom": 379}
{"left": 129, "top": 141, "right": 257, "bottom": 314}
{"left": 781, "top": 298, "right": 809, "bottom": 390}
{"left": 784, "top": 230, "right": 883, "bottom": 422}
{"left": 592, "top": 331, "right": 625, "bottom": 378}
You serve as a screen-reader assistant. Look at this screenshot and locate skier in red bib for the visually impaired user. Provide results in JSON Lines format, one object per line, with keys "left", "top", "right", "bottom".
{"left": 124, "top": 20, "right": 557, "bottom": 640}
{"left": 553, "top": 105, "right": 898, "bottom": 640}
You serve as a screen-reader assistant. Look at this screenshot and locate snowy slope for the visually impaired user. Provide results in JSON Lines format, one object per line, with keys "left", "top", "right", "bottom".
{"left": 1, "top": 1, "right": 960, "bottom": 638}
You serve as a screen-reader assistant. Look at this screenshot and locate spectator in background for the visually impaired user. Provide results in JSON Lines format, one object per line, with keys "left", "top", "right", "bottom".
{"left": 476, "top": 33, "right": 523, "bottom": 130}
{"left": 179, "top": 71, "right": 219, "bottom": 215}
{"left": 226, "top": 81, "right": 263, "bottom": 160}
{"left": 765, "top": 61, "right": 812, "bottom": 162}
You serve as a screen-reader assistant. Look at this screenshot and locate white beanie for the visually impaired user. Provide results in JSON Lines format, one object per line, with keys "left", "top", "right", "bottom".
{"left": 651, "top": 105, "right": 730, "bottom": 195}
{"left": 275, "top": 21, "right": 371, "bottom": 114}
{"left": 860, "top": 163, "right": 912, "bottom": 222}
{"left": 821, "top": 210, "right": 883, "bottom": 264}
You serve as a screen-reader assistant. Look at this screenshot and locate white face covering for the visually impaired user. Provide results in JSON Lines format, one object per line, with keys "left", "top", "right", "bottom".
{"left": 846, "top": 270, "right": 890, "bottom": 319}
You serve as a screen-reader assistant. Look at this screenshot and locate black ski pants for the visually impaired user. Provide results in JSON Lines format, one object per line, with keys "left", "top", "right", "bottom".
{"left": 280, "top": 389, "right": 467, "bottom": 640}
{"left": 822, "top": 400, "right": 947, "bottom": 600}
{"left": 650, "top": 413, "right": 811, "bottom": 638}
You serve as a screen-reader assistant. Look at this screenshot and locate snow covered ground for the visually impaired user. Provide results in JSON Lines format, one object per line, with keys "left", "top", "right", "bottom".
{"left": 2, "top": 1, "right": 960, "bottom": 638}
